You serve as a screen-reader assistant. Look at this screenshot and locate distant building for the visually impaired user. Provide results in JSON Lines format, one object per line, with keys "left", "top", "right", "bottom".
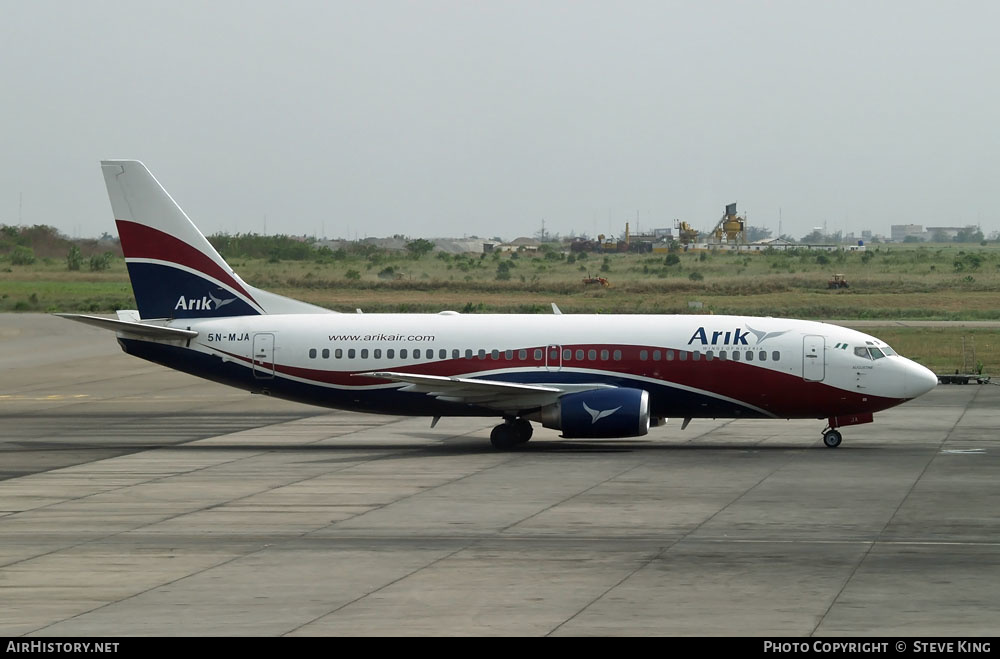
{"left": 925, "top": 226, "right": 970, "bottom": 241}
{"left": 890, "top": 224, "right": 924, "bottom": 242}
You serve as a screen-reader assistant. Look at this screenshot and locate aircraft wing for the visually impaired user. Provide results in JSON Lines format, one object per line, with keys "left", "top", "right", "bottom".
{"left": 355, "top": 371, "right": 613, "bottom": 412}
{"left": 55, "top": 313, "right": 198, "bottom": 340}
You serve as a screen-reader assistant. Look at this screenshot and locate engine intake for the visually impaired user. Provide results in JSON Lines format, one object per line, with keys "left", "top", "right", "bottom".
{"left": 539, "top": 388, "right": 650, "bottom": 438}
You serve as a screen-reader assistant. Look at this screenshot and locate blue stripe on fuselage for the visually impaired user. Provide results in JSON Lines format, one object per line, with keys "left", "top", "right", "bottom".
{"left": 118, "top": 339, "right": 770, "bottom": 419}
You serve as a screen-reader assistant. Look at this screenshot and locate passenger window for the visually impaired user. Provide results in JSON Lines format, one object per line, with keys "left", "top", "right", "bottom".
{"left": 505, "top": 350, "right": 513, "bottom": 360}
{"left": 745, "top": 350, "right": 753, "bottom": 361}
{"left": 440, "top": 349, "right": 447, "bottom": 359}
{"left": 653, "top": 350, "right": 661, "bottom": 361}
{"left": 373, "top": 349, "right": 381, "bottom": 359}
{"left": 335, "top": 348, "right": 343, "bottom": 359}
{"left": 772, "top": 351, "right": 780, "bottom": 361}
{"left": 759, "top": 350, "right": 766, "bottom": 361}
{"left": 679, "top": 351, "right": 687, "bottom": 361}
{"left": 854, "top": 347, "right": 870, "bottom": 359}
{"left": 534, "top": 349, "right": 542, "bottom": 360}
{"left": 360, "top": 349, "right": 369, "bottom": 359}
{"left": 588, "top": 349, "right": 596, "bottom": 360}
{"left": 478, "top": 349, "right": 487, "bottom": 359}
{"left": 322, "top": 348, "right": 329, "bottom": 359}
{"left": 519, "top": 349, "right": 527, "bottom": 360}
{"left": 576, "top": 349, "right": 584, "bottom": 360}
{"left": 309, "top": 348, "right": 317, "bottom": 359}
{"left": 706, "top": 350, "right": 714, "bottom": 360}
{"left": 640, "top": 350, "right": 648, "bottom": 361}
{"left": 452, "top": 349, "right": 460, "bottom": 359}
{"left": 692, "top": 351, "right": 700, "bottom": 361}
{"left": 613, "top": 350, "right": 622, "bottom": 361}
{"left": 466, "top": 349, "right": 473, "bottom": 359}
{"left": 400, "top": 349, "right": 407, "bottom": 359}
{"left": 601, "top": 350, "right": 609, "bottom": 360}
{"left": 666, "top": 350, "right": 674, "bottom": 361}
{"left": 348, "top": 349, "right": 356, "bottom": 359}
{"left": 719, "top": 351, "right": 727, "bottom": 360}
{"left": 733, "top": 351, "right": 740, "bottom": 361}
{"left": 413, "top": 349, "right": 421, "bottom": 359}
{"left": 492, "top": 349, "right": 500, "bottom": 360}
{"left": 563, "top": 349, "right": 571, "bottom": 360}
{"left": 387, "top": 349, "right": 394, "bottom": 359}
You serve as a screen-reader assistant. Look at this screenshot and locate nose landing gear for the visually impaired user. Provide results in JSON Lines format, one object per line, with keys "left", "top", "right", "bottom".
{"left": 822, "top": 428, "right": 843, "bottom": 448}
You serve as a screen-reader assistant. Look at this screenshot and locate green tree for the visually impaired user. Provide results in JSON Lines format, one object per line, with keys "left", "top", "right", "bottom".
{"left": 67, "top": 245, "right": 82, "bottom": 270}
{"left": 406, "top": 239, "right": 435, "bottom": 259}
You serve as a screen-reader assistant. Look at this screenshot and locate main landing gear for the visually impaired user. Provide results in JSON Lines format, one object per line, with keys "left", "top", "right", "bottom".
{"left": 490, "top": 418, "right": 533, "bottom": 450}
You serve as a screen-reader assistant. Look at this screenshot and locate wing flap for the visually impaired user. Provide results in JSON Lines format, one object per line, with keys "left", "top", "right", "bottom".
{"left": 356, "top": 371, "right": 613, "bottom": 411}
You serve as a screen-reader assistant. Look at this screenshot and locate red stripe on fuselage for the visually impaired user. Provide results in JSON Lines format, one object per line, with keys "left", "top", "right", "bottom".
{"left": 205, "top": 343, "right": 902, "bottom": 418}
{"left": 116, "top": 220, "right": 258, "bottom": 305}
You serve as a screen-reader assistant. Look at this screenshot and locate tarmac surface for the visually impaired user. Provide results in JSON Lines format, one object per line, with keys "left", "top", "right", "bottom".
{"left": 2, "top": 313, "right": 999, "bottom": 636}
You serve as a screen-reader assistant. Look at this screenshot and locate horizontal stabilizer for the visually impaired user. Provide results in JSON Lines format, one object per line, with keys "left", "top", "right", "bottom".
{"left": 55, "top": 313, "right": 198, "bottom": 339}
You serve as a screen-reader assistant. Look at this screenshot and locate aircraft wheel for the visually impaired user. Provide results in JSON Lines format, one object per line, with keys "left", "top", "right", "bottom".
{"left": 490, "top": 424, "right": 519, "bottom": 450}
{"left": 823, "top": 429, "right": 842, "bottom": 448}
{"left": 512, "top": 418, "right": 533, "bottom": 444}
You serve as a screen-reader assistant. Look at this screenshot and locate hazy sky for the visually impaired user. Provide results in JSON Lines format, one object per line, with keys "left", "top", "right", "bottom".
{"left": 2, "top": 1, "right": 998, "bottom": 241}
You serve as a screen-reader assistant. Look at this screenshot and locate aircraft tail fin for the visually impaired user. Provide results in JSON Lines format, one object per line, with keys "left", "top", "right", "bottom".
{"left": 101, "top": 160, "right": 331, "bottom": 319}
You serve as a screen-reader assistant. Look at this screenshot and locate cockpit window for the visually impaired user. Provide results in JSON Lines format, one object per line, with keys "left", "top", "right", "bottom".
{"left": 881, "top": 346, "right": 897, "bottom": 356}
{"left": 854, "top": 347, "right": 871, "bottom": 359}
{"left": 868, "top": 347, "right": 886, "bottom": 360}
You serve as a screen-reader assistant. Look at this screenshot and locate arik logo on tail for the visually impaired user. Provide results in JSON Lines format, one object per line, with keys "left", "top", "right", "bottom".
{"left": 688, "top": 324, "right": 791, "bottom": 346}
{"left": 583, "top": 402, "right": 621, "bottom": 423}
{"left": 175, "top": 291, "right": 236, "bottom": 311}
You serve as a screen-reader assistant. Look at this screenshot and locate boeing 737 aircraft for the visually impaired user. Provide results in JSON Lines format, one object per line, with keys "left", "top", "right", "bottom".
{"left": 60, "top": 161, "right": 938, "bottom": 449}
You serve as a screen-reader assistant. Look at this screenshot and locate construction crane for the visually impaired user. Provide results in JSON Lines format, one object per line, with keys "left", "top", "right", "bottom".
{"left": 674, "top": 219, "right": 700, "bottom": 245}
{"left": 710, "top": 203, "right": 747, "bottom": 244}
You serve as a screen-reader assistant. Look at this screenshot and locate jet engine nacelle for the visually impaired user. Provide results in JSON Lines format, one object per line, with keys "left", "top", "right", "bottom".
{"left": 540, "top": 388, "right": 650, "bottom": 438}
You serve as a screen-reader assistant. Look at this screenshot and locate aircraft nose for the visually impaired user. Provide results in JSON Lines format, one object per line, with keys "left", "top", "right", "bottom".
{"left": 904, "top": 360, "right": 938, "bottom": 399}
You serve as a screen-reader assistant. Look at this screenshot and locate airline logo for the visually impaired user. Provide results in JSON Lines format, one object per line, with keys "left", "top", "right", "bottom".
{"left": 174, "top": 291, "right": 236, "bottom": 311}
{"left": 688, "top": 324, "right": 790, "bottom": 346}
{"left": 583, "top": 402, "right": 621, "bottom": 423}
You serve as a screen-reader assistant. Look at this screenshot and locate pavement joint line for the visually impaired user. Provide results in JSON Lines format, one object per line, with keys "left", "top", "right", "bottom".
{"left": 808, "top": 385, "right": 975, "bottom": 637}
{"left": 276, "top": 430, "right": 584, "bottom": 634}
{"left": 19, "top": 421, "right": 418, "bottom": 635}
{"left": 0, "top": 415, "right": 343, "bottom": 568}
{"left": 280, "top": 543, "right": 470, "bottom": 636}
{"left": 546, "top": 433, "right": 802, "bottom": 636}
{"left": 14, "top": 418, "right": 517, "bottom": 635}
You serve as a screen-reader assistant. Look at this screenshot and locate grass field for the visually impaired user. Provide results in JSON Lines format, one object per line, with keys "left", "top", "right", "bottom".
{"left": 2, "top": 241, "right": 998, "bottom": 374}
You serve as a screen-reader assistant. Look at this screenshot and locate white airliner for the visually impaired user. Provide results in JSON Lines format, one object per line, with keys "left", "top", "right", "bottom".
{"left": 59, "top": 161, "right": 938, "bottom": 449}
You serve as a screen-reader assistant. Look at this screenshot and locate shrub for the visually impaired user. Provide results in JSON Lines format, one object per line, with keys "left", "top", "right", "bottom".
{"left": 11, "top": 246, "right": 35, "bottom": 265}
{"left": 89, "top": 251, "right": 113, "bottom": 271}
{"left": 67, "top": 245, "right": 82, "bottom": 270}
